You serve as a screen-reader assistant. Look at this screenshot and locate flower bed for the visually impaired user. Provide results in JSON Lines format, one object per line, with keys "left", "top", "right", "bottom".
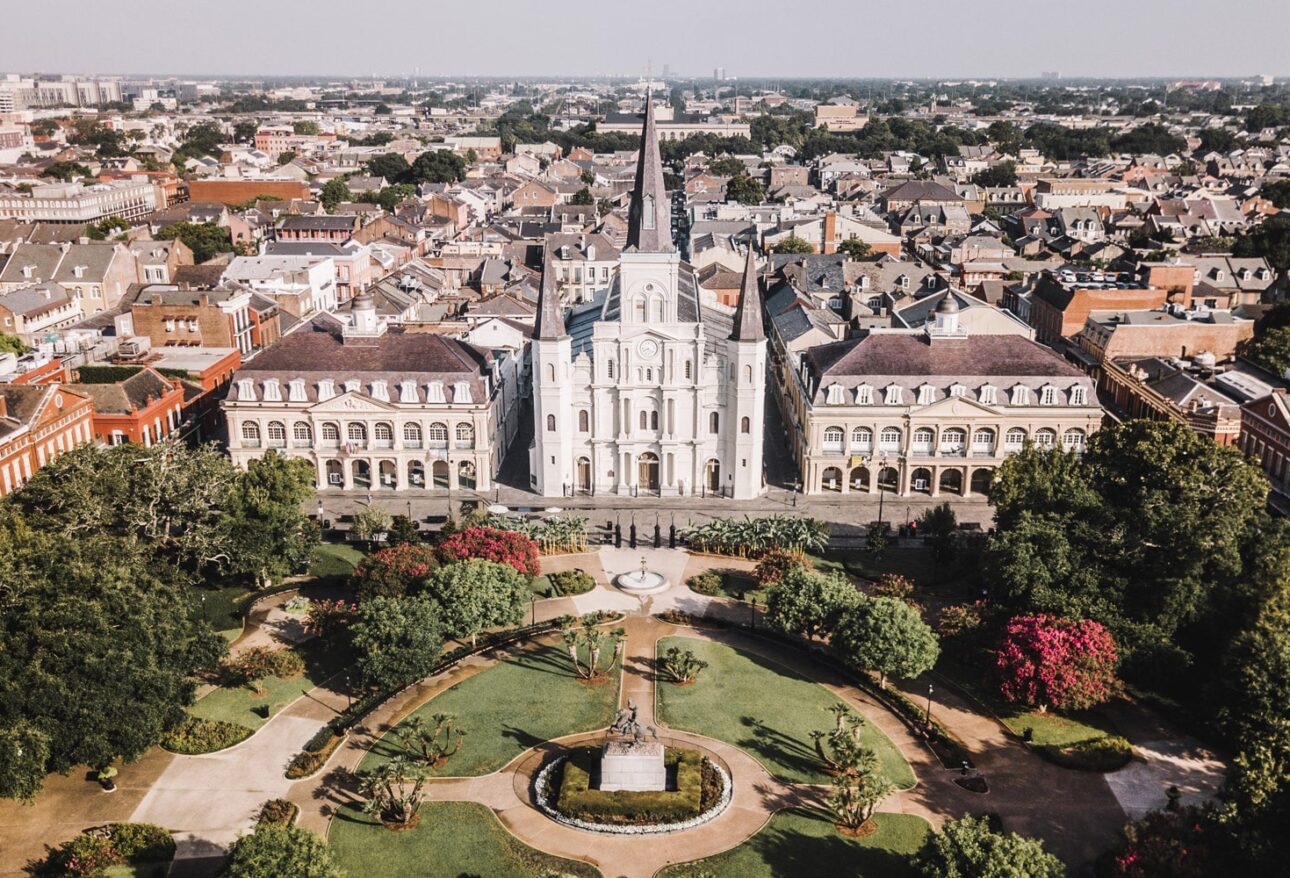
{"left": 534, "top": 749, "right": 732, "bottom": 835}
{"left": 286, "top": 728, "right": 345, "bottom": 779}
{"left": 161, "top": 716, "right": 252, "bottom": 754}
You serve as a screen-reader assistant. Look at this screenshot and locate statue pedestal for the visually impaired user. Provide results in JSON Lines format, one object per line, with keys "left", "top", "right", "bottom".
{"left": 599, "top": 741, "right": 666, "bottom": 792}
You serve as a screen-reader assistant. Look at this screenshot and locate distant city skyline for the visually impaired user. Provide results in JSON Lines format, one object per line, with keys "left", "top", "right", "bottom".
{"left": 6, "top": 0, "right": 1289, "bottom": 80}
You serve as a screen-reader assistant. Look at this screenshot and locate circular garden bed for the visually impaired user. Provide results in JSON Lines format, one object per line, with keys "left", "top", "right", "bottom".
{"left": 534, "top": 745, "right": 731, "bottom": 834}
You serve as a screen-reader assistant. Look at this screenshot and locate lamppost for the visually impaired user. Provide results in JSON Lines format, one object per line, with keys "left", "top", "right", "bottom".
{"left": 344, "top": 673, "right": 352, "bottom": 712}
{"left": 530, "top": 595, "right": 537, "bottom": 627}
{"left": 791, "top": 476, "right": 800, "bottom": 508}
{"left": 924, "top": 683, "right": 934, "bottom": 731}
{"left": 862, "top": 451, "right": 889, "bottom": 526}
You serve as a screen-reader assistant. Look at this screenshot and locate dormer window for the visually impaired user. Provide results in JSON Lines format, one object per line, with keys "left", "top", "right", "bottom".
{"left": 453, "top": 381, "right": 472, "bottom": 404}
{"left": 884, "top": 385, "right": 903, "bottom": 405}
{"left": 317, "top": 379, "right": 335, "bottom": 401}
{"left": 371, "top": 380, "right": 389, "bottom": 402}
{"left": 1041, "top": 386, "right": 1058, "bottom": 406}
{"left": 400, "top": 380, "right": 418, "bottom": 403}
{"left": 262, "top": 378, "right": 281, "bottom": 402}
{"left": 1011, "top": 385, "right": 1031, "bottom": 406}
{"left": 287, "top": 379, "right": 306, "bottom": 402}
{"left": 237, "top": 378, "right": 256, "bottom": 401}
{"left": 855, "top": 385, "right": 873, "bottom": 405}
{"left": 343, "top": 379, "right": 361, "bottom": 394}
{"left": 979, "top": 384, "right": 997, "bottom": 405}
{"left": 1071, "top": 385, "right": 1088, "bottom": 406}
{"left": 917, "top": 384, "right": 936, "bottom": 406}
{"left": 426, "top": 381, "right": 446, "bottom": 403}
{"left": 826, "top": 384, "right": 844, "bottom": 405}
{"left": 950, "top": 384, "right": 966, "bottom": 398}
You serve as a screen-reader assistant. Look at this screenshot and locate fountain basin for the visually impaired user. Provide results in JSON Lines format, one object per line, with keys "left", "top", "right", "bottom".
{"left": 615, "top": 570, "right": 669, "bottom": 594}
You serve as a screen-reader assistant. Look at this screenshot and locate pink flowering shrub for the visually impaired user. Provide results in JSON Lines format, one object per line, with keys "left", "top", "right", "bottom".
{"left": 304, "top": 598, "right": 358, "bottom": 640}
{"left": 994, "top": 614, "right": 1120, "bottom": 712}
{"left": 437, "top": 527, "right": 540, "bottom": 578}
{"left": 351, "top": 544, "right": 440, "bottom": 600}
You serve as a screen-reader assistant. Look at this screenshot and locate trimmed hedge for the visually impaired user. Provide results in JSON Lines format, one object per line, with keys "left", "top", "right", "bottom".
{"left": 1037, "top": 735, "right": 1133, "bottom": 772}
{"left": 286, "top": 730, "right": 344, "bottom": 779}
{"left": 555, "top": 747, "right": 716, "bottom": 825}
{"left": 162, "top": 716, "right": 252, "bottom": 754}
{"left": 687, "top": 572, "right": 722, "bottom": 596}
{"left": 257, "top": 798, "right": 299, "bottom": 828}
{"left": 549, "top": 569, "right": 596, "bottom": 596}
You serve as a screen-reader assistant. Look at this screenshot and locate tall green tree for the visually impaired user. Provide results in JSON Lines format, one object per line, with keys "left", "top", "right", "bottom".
{"left": 725, "top": 173, "right": 766, "bottom": 205}
{"left": 772, "top": 234, "right": 815, "bottom": 254}
{"left": 365, "top": 153, "right": 411, "bottom": 182}
{"left": 914, "top": 816, "right": 1066, "bottom": 878}
{"left": 223, "top": 451, "right": 319, "bottom": 587}
{"left": 0, "top": 512, "right": 222, "bottom": 795}
{"left": 1218, "top": 585, "right": 1290, "bottom": 870}
{"left": 833, "top": 596, "right": 940, "bottom": 687}
{"left": 156, "top": 221, "right": 232, "bottom": 263}
{"left": 406, "top": 150, "right": 465, "bottom": 184}
{"left": 1242, "top": 326, "right": 1290, "bottom": 377}
{"left": 422, "top": 559, "right": 528, "bottom": 646}
{"left": 320, "top": 177, "right": 353, "bottom": 212}
{"left": 8, "top": 442, "right": 240, "bottom": 581}
{"left": 350, "top": 596, "right": 444, "bottom": 690}
{"left": 764, "top": 566, "right": 859, "bottom": 640}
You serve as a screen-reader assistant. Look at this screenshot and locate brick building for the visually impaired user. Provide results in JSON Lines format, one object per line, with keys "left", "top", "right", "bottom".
{"left": 67, "top": 366, "right": 187, "bottom": 446}
{"left": 1240, "top": 389, "right": 1290, "bottom": 499}
{"left": 1030, "top": 271, "right": 1168, "bottom": 342}
{"left": 0, "top": 383, "right": 94, "bottom": 497}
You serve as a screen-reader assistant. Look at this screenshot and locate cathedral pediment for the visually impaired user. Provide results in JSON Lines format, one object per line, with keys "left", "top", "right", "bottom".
{"left": 307, "top": 391, "right": 400, "bottom": 414}
{"left": 914, "top": 395, "right": 1000, "bottom": 417}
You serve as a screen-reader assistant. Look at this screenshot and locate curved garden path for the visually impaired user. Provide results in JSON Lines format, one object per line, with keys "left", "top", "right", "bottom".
{"left": 0, "top": 547, "right": 1214, "bottom": 878}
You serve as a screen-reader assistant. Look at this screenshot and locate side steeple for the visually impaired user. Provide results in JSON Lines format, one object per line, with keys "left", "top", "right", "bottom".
{"left": 534, "top": 250, "right": 567, "bottom": 340}
{"left": 625, "top": 93, "right": 672, "bottom": 252}
{"left": 730, "top": 243, "right": 765, "bottom": 341}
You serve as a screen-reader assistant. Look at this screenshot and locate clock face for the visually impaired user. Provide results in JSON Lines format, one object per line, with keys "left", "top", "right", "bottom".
{"left": 638, "top": 339, "right": 659, "bottom": 358}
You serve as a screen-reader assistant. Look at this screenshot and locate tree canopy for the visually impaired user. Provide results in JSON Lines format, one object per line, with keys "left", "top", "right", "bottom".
{"left": 219, "top": 825, "right": 344, "bottom": 878}
{"left": 833, "top": 596, "right": 940, "bottom": 686}
{"left": 914, "top": 816, "right": 1066, "bottom": 878}
{"left": 422, "top": 559, "right": 528, "bottom": 645}
{"left": 764, "top": 566, "right": 859, "bottom": 640}
{"left": 350, "top": 595, "right": 444, "bottom": 691}
{"left": 156, "top": 221, "right": 232, "bottom": 264}
{"left": 0, "top": 510, "right": 222, "bottom": 796}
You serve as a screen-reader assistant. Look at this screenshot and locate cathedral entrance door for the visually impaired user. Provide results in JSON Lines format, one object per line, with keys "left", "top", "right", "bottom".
{"left": 638, "top": 452, "right": 660, "bottom": 493}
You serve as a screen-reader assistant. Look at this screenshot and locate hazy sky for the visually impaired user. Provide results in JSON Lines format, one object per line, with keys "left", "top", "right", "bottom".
{"left": 7, "top": 0, "right": 1289, "bottom": 80}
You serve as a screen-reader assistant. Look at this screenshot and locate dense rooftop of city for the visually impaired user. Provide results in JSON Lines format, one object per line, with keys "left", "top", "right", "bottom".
{"left": 2, "top": 32, "right": 1290, "bottom": 878}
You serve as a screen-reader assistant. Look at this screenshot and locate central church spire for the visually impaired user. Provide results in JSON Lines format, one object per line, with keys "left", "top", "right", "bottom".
{"left": 625, "top": 93, "right": 672, "bottom": 252}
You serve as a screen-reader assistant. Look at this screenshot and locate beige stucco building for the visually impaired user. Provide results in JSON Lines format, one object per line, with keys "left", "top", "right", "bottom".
{"left": 785, "top": 295, "right": 1104, "bottom": 498}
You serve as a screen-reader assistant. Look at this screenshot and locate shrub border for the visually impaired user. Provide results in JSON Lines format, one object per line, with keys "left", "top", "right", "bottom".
{"left": 533, "top": 755, "right": 732, "bottom": 835}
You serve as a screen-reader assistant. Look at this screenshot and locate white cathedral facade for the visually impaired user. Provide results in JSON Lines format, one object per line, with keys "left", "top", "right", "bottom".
{"left": 529, "top": 97, "right": 767, "bottom": 500}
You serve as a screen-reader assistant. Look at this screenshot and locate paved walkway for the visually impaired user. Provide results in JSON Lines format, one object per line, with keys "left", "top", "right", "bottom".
{"left": 0, "top": 547, "right": 1226, "bottom": 878}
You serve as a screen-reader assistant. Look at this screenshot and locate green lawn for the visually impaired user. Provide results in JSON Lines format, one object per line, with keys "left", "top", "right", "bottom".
{"left": 103, "top": 864, "right": 171, "bottom": 878}
{"left": 194, "top": 583, "right": 254, "bottom": 641}
{"left": 360, "top": 643, "right": 620, "bottom": 777}
{"left": 939, "top": 665, "right": 1130, "bottom": 770}
{"left": 656, "top": 637, "right": 915, "bottom": 788}
{"left": 309, "top": 542, "right": 365, "bottom": 580}
{"left": 658, "top": 809, "right": 931, "bottom": 878}
{"left": 329, "top": 801, "right": 598, "bottom": 878}
{"left": 187, "top": 638, "right": 350, "bottom": 731}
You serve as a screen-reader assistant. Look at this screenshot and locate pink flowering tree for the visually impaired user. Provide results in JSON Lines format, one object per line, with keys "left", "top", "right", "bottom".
{"left": 437, "top": 527, "right": 540, "bottom": 579}
{"left": 994, "top": 614, "right": 1120, "bottom": 712}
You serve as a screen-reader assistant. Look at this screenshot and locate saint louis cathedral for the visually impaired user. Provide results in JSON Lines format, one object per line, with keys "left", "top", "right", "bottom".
{"left": 529, "top": 96, "right": 768, "bottom": 499}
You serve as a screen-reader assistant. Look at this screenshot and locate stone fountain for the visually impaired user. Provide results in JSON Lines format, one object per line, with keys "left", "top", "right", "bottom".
{"left": 614, "top": 555, "right": 669, "bottom": 594}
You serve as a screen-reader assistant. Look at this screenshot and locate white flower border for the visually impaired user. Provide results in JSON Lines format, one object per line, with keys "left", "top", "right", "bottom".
{"left": 533, "top": 755, "right": 732, "bottom": 835}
